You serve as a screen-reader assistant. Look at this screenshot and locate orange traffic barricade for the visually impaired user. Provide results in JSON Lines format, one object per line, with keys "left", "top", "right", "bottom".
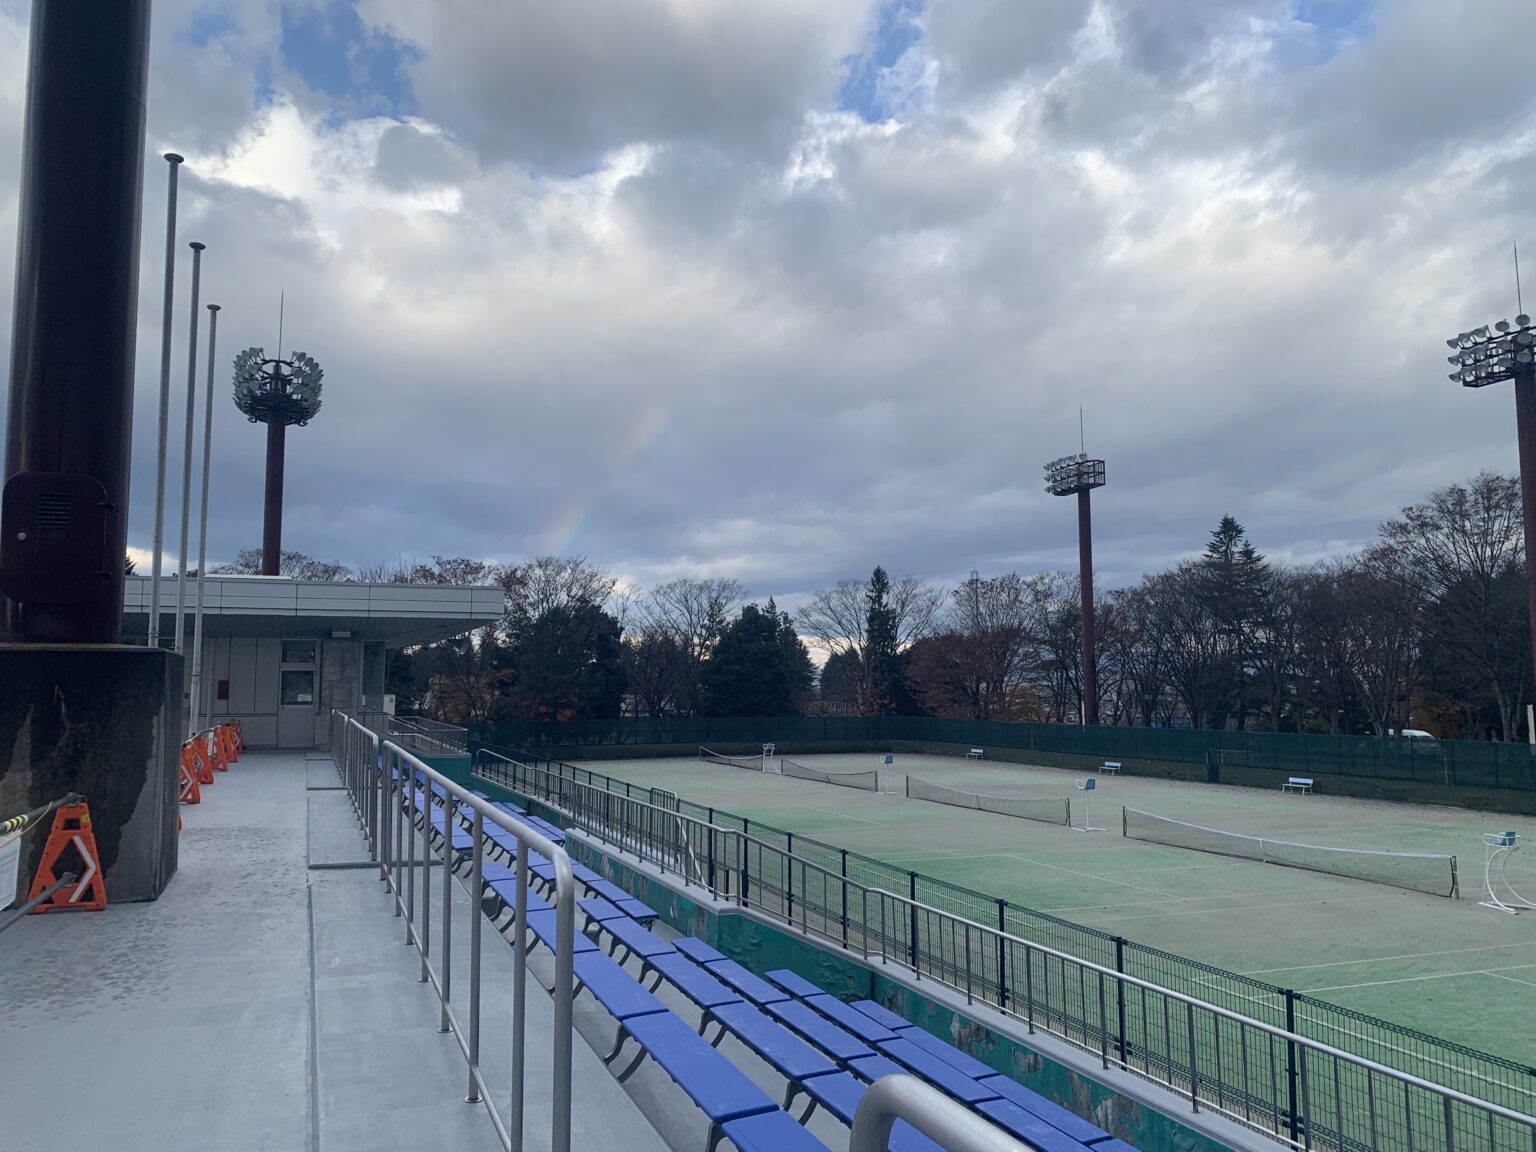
{"left": 27, "top": 802, "right": 106, "bottom": 913}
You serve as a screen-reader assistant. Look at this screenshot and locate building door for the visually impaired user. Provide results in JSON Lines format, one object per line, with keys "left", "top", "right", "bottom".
{"left": 278, "top": 639, "right": 318, "bottom": 748}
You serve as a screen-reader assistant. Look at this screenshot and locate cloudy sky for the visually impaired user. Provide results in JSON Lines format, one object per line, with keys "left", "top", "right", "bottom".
{"left": 1, "top": 0, "right": 1533, "bottom": 606}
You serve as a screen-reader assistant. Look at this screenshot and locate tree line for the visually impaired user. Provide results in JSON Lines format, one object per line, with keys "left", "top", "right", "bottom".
{"left": 227, "top": 471, "right": 1530, "bottom": 741}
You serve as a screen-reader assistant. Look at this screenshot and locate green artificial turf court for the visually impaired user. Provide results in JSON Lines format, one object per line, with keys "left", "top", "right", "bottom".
{"left": 575, "top": 748, "right": 1536, "bottom": 1069}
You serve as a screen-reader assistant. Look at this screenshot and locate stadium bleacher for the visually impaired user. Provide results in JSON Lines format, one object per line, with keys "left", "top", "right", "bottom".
{"left": 403, "top": 770, "right": 1133, "bottom": 1152}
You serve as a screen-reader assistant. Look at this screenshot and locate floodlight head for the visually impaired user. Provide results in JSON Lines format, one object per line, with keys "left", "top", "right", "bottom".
{"left": 231, "top": 346, "right": 325, "bottom": 427}
{"left": 1519, "top": 314, "right": 1533, "bottom": 327}
{"left": 1044, "top": 454, "right": 1107, "bottom": 496}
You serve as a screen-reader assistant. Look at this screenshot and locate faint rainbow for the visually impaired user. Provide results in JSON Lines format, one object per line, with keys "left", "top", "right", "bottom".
{"left": 538, "top": 405, "right": 672, "bottom": 554}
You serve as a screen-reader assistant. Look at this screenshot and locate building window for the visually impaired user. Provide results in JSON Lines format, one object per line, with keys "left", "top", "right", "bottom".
{"left": 282, "top": 640, "right": 316, "bottom": 664}
{"left": 282, "top": 670, "right": 315, "bottom": 706}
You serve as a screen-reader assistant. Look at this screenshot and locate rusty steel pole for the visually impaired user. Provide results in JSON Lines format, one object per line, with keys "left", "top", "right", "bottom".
{"left": 1077, "top": 486, "right": 1099, "bottom": 726}
{"left": 1514, "top": 369, "right": 1536, "bottom": 710}
{"left": 261, "top": 419, "right": 286, "bottom": 575}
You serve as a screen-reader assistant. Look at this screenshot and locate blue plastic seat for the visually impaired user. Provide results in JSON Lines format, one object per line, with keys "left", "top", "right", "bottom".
{"left": 647, "top": 953, "right": 743, "bottom": 1012}
{"left": 572, "top": 951, "right": 671, "bottom": 1023}
{"left": 891, "top": 1027, "right": 995, "bottom": 1080}
{"left": 804, "top": 993, "right": 899, "bottom": 1044}
{"left": 705, "top": 959, "right": 789, "bottom": 1007}
{"left": 764, "top": 969, "right": 823, "bottom": 999}
{"left": 977, "top": 1076, "right": 1113, "bottom": 1145}
{"left": 599, "top": 915, "right": 674, "bottom": 964}
{"left": 675, "top": 937, "right": 727, "bottom": 965}
{"left": 609, "top": 1012, "right": 778, "bottom": 1152}
{"left": 580, "top": 896, "right": 629, "bottom": 927}
{"left": 764, "top": 1000, "right": 874, "bottom": 1063}
{"left": 719, "top": 1110, "right": 830, "bottom": 1152}
{"left": 524, "top": 908, "right": 598, "bottom": 955}
{"left": 878, "top": 1037, "right": 1000, "bottom": 1105}
{"left": 794, "top": 1072, "right": 946, "bottom": 1151}
{"left": 847, "top": 1054, "right": 906, "bottom": 1084}
{"left": 849, "top": 999, "right": 910, "bottom": 1032}
{"left": 705, "top": 1001, "right": 839, "bottom": 1108}
{"left": 975, "top": 1100, "right": 1095, "bottom": 1152}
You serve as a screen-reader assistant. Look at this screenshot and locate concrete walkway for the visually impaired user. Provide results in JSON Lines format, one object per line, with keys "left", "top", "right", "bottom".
{"left": 0, "top": 751, "right": 664, "bottom": 1152}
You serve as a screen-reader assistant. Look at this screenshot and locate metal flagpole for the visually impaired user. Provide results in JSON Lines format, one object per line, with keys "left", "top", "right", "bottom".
{"left": 173, "top": 241, "right": 204, "bottom": 654}
{"left": 147, "top": 152, "right": 183, "bottom": 647}
{"left": 189, "top": 304, "right": 220, "bottom": 735}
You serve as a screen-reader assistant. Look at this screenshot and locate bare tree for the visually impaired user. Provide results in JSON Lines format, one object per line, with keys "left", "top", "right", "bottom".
{"left": 213, "top": 547, "right": 352, "bottom": 581}
{"left": 638, "top": 577, "right": 746, "bottom": 715}
{"left": 502, "top": 555, "right": 616, "bottom": 635}
{"left": 1375, "top": 473, "right": 1526, "bottom": 740}
{"left": 799, "top": 571, "right": 941, "bottom": 714}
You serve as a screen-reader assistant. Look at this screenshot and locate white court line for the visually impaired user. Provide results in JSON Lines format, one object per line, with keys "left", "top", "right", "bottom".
{"left": 1301, "top": 963, "right": 1536, "bottom": 994}
{"left": 1486, "top": 970, "right": 1536, "bottom": 990}
{"left": 1244, "top": 941, "right": 1536, "bottom": 978}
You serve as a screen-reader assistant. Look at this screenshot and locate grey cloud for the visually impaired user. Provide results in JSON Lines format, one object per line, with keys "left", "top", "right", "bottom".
{"left": 1, "top": 0, "right": 1532, "bottom": 609}
{"left": 358, "top": 0, "right": 870, "bottom": 173}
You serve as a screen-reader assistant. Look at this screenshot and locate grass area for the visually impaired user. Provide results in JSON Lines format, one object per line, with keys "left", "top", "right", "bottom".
{"left": 576, "top": 750, "right": 1536, "bottom": 1067}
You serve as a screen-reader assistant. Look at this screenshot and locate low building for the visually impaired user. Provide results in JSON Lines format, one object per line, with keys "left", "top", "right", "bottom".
{"left": 122, "top": 574, "right": 502, "bottom": 748}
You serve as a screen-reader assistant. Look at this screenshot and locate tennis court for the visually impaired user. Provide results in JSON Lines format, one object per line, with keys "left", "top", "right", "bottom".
{"left": 577, "top": 749, "right": 1536, "bottom": 1067}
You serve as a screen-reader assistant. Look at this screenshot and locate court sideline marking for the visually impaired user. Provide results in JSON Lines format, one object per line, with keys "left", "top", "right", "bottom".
{"left": 1245, "top": 940, "right": 1536, "bottom": 978}
{"left": 1301, "top": 963, "right": 1536, "bottom": 994}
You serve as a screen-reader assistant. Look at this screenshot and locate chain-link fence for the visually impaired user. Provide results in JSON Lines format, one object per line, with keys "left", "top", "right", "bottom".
{"left": 471, "top": 739, "right": 1536, "bottom": 1137}
{"left": 471, "top": 716, "right": 1536, "bottom": 792}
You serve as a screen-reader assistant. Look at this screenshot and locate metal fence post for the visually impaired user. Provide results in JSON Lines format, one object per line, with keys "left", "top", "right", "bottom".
{"left": 1115, "top": 936, "right": 1127, "bottom": 1066}
{"left": 786, "top": 832, "right": 795, "bottom": 920}
{"left": 996, "top": 900, "right": 1008, "bottom": 1009}
{"left": 908, "top": 872, "right": 919, "bottom": 971}
{"left": 1285, "top": 989, "right": 1300, "bottom": 1143}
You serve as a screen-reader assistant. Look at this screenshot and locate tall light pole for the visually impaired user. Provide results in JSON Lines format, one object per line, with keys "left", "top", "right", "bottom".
{"left": 1446, "top": 312, "right": 1536, "bottom": 726}
{"left": 1045, "top": 453, "right": 1106, "bottom": 725}
{"left": 232, "top": 344, "right": 323, "bottom": 575}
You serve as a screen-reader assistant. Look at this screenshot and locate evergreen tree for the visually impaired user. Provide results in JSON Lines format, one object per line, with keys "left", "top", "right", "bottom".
{"left": 817, "top": 648, "right": 861, "bottom": 713}
{"left": 863, "top": 566, "right": 899, "bottom": 715}
{"left": 1198, "top": 516, "right": 1270, "bottom": 727}
{"left": 701, "top": 603, "right": 794, "bottom": 716}
{"left": 507, "top": 601, "right": 627, "bottom": 720}
{"left": 772, "top": 601, "right": 815, "bottom": 712}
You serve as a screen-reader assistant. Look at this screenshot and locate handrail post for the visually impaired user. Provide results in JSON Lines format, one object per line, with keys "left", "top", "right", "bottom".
{"left": 420, "top": 766, "right": 432, "bottom": 981}
{"left": 466, "top": 807, "right": 484, "bottom": 1103}
{"left": 440, "top": 792, "right": 455, "bottom": 1031}
{"left": 510, "top": 838, "right": 529, "bottom": 1152}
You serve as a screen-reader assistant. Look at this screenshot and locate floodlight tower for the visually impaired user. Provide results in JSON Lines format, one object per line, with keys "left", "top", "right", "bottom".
{"left": 1445, "top": 312, "right": 1536, "bottom": 716}
{"left": 1045, "top": 453, "right": 1107, "bottom": 725}
{"left": 232, "top": 345, "right": 323, "bottom": 575}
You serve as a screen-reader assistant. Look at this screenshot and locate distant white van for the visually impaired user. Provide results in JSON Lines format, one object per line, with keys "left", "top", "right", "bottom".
{"left": 1388, "top": 729, "right": 1437, "bottom": 742}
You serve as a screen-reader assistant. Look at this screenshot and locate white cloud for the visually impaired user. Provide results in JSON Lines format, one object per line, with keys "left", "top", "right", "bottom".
{"left": 0, "top": 0, "right": 1531, "bottom": 606}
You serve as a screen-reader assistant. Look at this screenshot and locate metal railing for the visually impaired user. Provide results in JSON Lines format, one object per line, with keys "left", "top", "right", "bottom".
{"left": 331, "top": 712, "right": 576, "bottom": 1152}
{"left": 475, "top": 749, "right": 1536, "bottom": 1152}
{"left": 477, "top": 744, "right": 1536, "bottom": 1127}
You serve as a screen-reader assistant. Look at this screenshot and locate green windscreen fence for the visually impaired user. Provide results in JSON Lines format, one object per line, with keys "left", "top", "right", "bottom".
{"left": 471, "top": 715, "right": 1536, "bottom": 792}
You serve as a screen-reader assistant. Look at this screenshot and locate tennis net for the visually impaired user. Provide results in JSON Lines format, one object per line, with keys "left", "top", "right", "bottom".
{"left": 780, "top": 758, "right": 880, "bottom": 792}
{"left": 1122, "top": 807, "right": 1459, "bottom": 897}
{"left": 699, "top": 747, "right": 762, "bottom": 771}
{"left": 906, "top": 775, "right": 1071, "bottom": 826}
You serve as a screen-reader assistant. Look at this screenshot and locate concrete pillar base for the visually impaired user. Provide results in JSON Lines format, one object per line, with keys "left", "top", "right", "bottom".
{"left": 0, "top": 644, "right": 183, "bottom": 904}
